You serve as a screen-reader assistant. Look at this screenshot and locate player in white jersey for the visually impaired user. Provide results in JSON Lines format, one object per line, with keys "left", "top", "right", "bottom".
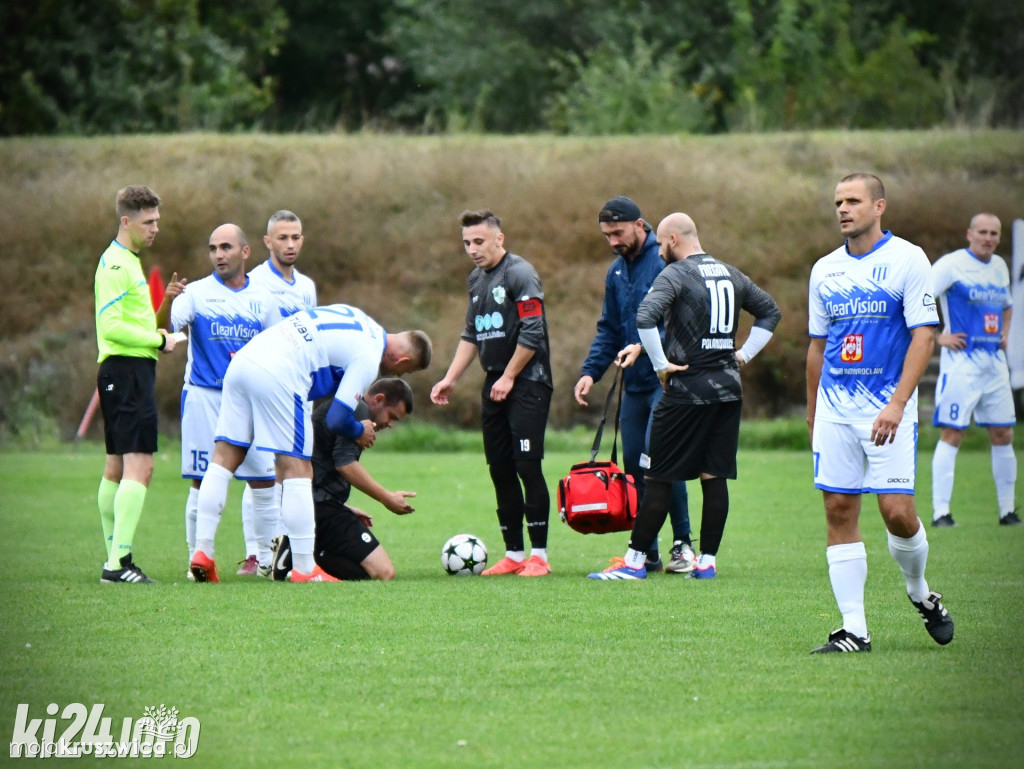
{"left": 163, "top": 225, "right": 280, "bottom": 582}
{"left": 239, "top": 210, "right": 318, "bottom": 573}
{"left": 248, "top": 209, "right": 317, "bottom": 324}
{"left": 930, "top": 213, "right": 1018, "bottom": 527}
{"left": 191, "top": 304, "right": 431, "bottom": 582}
{"left": 806, "top": 173, "right": 953, "bottom": 653}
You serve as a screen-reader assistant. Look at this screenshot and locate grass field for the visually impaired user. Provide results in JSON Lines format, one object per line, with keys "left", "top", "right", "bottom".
{"left": 1, "top": 441, "right": 1022, "bottom": 768}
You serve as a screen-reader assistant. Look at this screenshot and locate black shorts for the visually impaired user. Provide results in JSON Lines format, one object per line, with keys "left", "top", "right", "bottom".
{"left": 97, "top": 356, "right": 158, "bottom": 455}
{"left": 314, "top": 499, "right": 380, "bottom": 569}
{"left": 481, "top": 375, "right": 551, "bottom": 464}
{"left": 647, "top": 396, "right": 742, "bottom": 481}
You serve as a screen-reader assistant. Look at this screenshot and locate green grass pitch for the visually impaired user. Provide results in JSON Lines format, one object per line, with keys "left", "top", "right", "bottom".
{"left": 1, "top": 442, "right": 1021, "bottom": 768}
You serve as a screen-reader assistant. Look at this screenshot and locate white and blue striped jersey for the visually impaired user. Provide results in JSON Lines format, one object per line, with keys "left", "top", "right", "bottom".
{"left": 932, "top": 248, "right": 1012, "bottom": 375}
{"left": 170, "top": 274, "right": 276, "bottom": 389}
{"left": 233, "top": 303, "right": 386, "bottom": 410}
{"left": 248, "top": 259, "right": 316, "bottom": 325}
{"left": 809, "top": 232, "right": 939, "bottom": 423}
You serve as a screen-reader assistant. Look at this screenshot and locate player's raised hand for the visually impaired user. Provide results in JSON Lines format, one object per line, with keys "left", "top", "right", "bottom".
{"left": 356, "top": 419, "right": 376, "bottom": 448}
{"left": 384, "top": 490, "right": 416, "bottom": 515}
{"left": 164, "top": 271, "right": 188, "bottom": 299}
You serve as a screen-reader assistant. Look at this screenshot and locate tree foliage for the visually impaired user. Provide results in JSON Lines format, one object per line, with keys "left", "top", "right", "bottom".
{"left": 1, "top": 0, "right": 1020, "bottom": 136}
{"left": 0, "top": 0, "right": 280, "bottom": 135}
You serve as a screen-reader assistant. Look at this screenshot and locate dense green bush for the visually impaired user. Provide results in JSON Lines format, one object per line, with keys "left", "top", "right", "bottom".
{"left": 3, "top": 1, "right": 1022, "bottom": 136}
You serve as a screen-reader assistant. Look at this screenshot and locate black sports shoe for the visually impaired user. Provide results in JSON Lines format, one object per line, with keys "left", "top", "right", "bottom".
{"left": 100, "top": 554, "right": 155, "bottom": 584}
{"left": 932, "top": 514, "right": 958, "bottom": 527}
{"left": 271, "top": 535, "right": 291, "bottom": 581}
{"left": 810, "top": 628, "right": 871, "bottom": 654}
{"left": 909, "top": 591, "right": 954, "bottom": 645}
{"left": 999, "top": 511, "right": 1022, "bottom": 526}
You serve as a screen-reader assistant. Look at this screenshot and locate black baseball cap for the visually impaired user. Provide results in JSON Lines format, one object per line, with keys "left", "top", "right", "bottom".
{"left": 598, "top": 196, "right": 642, "bottom": 223}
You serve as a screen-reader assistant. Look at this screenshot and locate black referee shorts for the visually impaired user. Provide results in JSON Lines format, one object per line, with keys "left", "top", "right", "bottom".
{"left": 480, "top": 375, "right": 551, "bottom": 464}
{"left": 97, "top": 355, "right": 158, "bottom": 455}
{"left": 647, "top": 396, "right": 742, "bottom": 481}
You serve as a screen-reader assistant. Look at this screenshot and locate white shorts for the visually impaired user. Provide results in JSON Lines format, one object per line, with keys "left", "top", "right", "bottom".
{"left": 812, "top": 418, "right": 918, "bottom": 495}
{"left": 180, "top": 385, "right": 275, "bottom": 481}
{"left": 933, "top": 364, "right": 1016, "bottom": 429}
{"left": 215, "top": 354, "right": 313, "bottom": 459}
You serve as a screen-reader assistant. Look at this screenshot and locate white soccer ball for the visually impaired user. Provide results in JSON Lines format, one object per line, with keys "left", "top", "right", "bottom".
{"left": 441, "top": 534, "right": 488, "bottom": 576}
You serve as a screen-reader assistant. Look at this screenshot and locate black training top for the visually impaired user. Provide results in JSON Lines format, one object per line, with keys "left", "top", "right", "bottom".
{"left": 460, "top": 252, "right": 553, "bottom": 388}
{"left": 311, "top": 398, "right": 368, "bottom": 505}
{"left": 637, "top": 253, "right": 781, "bottom": 404}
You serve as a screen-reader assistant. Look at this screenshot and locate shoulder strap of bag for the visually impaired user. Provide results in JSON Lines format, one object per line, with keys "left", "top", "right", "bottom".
{"left": 589, "top": 367, "right": 625, "bottom": 465}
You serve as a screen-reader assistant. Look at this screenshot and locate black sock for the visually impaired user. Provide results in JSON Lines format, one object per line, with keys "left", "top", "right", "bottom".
{"left": 697, "top": 477, "right": 729, "bottom": 556}
{"left": 628, "top": 479, "right": 672, "bottom": 555}
{"left": 489, "top": 462, "right": 525, "bottom": 551}
{"left": 517, "top": 459, "right": 549, "bottom": 549}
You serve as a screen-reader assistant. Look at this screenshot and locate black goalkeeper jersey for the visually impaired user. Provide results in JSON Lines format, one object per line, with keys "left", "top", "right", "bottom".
{"left": 461, "top": 252, "right": 553, "bottom": 388}
{"left": 637, "top": 253, "right": 781, "bottom": 404}
{"left": 311, "top": 398, "right": 368, "bottom": 505}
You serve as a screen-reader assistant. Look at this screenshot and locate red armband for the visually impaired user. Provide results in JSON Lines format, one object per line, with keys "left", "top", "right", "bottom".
{"left": 516, "top": 298, "right": 543, "bottom": 319}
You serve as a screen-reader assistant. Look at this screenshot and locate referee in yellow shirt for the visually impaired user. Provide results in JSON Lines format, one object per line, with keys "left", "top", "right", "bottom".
{"left": 94, "top": 185, "right": 181, "bottom": 583}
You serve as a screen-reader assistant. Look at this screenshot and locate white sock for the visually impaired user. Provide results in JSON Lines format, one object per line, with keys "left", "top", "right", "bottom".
{"left": 696, "top": 553, "right": 716, "bottom": 569}
{"left": 887, "top": 522, "right": 929, "bottom": 603}
{"left": 504, "top": 550, "right": 526, "bottom": 562}
{"left": 272, "top": 482, "right": 286, "bottom": 538}
{"left": 931, "top": 440, "right": 958, "bottom": 519}
{"left": 185, "top": 486, "right": 199, "bottom": 560}
{"left": 624, "top": 548, "right": 645, "bottom": 569}
{"left": 248, "top": 485, "right": 279, "bottom": 566}
{"left": 195, "top": 463, "right": 233, "bottom": 558}
{"left": 992, "top": 444, "right": 1017, "bottom": 517}
{"left": 281, "top": 478, "right": 315, "bottom": 574}
{"left": 529, "top": 548, "right": 547, "bottom": 563}
{"left": 827, "top": 542, "right": 868, "bottom": 639}
{"left": 241, "top": 484, "right": 258, "bottom": 557}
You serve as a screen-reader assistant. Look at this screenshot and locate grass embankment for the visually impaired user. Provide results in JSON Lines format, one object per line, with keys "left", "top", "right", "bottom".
{"left": 2, "top": 130, "right": 1023, "bottom": 444}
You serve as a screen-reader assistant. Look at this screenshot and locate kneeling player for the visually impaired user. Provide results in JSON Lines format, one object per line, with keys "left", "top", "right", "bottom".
{"left": 274, "top": 378, "right": 417, "bottom": 581}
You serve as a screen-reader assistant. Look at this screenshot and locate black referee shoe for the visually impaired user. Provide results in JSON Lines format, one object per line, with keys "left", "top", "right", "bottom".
{"left": 100, "top": 554, "right": 155, "bottom": 584}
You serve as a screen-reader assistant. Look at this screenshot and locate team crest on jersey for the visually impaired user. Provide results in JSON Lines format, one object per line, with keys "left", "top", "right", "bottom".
{"left": 984, "top": 313, "right": 999, "bottom": 334}
{"left": 492, "top": 286, "right": 506, "bottom": 304}
{"left": 871, "top": 265, "right": 889, "bottom": 282}
{"left": 840, "top": 334, "right": 863, "bottom": 362}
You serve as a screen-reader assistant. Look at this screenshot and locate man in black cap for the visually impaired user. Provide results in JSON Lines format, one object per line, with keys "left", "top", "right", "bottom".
{"left": 573, "top": 196, "right": 694, "bottom": 573}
